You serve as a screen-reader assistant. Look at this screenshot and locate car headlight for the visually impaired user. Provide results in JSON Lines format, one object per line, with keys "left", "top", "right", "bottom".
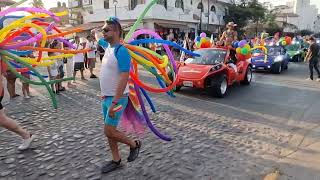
{"left": 274, "top": 56, "right": 283, "bottom": 62}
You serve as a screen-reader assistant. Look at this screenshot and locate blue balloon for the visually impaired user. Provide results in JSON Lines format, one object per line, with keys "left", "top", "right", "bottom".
{"left": 139, "top": 87, "right": 156, "bottom": 113}
{"left": 233, "top": 41, "right": 239, "bottom": 48}
{"left": 8, "top": 50, "right": 33, "bottom": 56}
{"left": 196, "top": 36, "right": 201, "bottom": 42}
{"left": 129, "top": 39, "right": 200, "bottom": 57}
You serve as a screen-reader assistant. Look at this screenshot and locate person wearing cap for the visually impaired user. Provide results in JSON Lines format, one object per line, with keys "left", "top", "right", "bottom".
{"left": 220, "top": 22, "right": 238, "bottom": 47}
{"left": 98, "top": 17, "right": 141, "bottom": 173}
{"left": 305, "top": 36, "right": 320, "bottom": 81}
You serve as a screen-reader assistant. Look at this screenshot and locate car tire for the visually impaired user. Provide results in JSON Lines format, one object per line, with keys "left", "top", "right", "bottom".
{"left": 210, "top": 75, "right": 227, "bottom": 98}
{"left": 272, "top": 62, "right": 281, "bottom": 74}
{"left": 174, "top": 86, "right": 181, "bottom": 92}
{"left": 297, "top": 55, "right": 302, "bottom": 62}
{"left": 241, "top": 67, "right": 252, "bottom": 85}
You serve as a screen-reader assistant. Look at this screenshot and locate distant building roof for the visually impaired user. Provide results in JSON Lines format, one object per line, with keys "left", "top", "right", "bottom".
{"left": 0, "top": 0, "right": 15, "bottom": 7}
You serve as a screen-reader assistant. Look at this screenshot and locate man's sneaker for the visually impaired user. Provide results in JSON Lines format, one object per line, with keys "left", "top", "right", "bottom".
{"left": 306, "top": 78, "right": 313, "bottom": 81}
{"left": 101, "top": 160, "right": 122, "bottom": 173}
{"left": 316, "top": 78, "right": 320, "bottom": 82}
{"left": 127, "top": 140, "right": 141, "bottom": 162}
{"left": 18, "top": 134, "right": 36, "bottom": 150}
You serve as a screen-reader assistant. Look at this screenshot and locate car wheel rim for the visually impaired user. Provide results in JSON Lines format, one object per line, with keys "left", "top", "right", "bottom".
{"left": 220, "top": 78, "right": 227, "bottom": 94}
{"left": 247, "top": 68, "right": 252, "bottom": 82}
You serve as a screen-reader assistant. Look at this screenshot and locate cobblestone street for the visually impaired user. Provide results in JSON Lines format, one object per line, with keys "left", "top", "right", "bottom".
{"left": 0, "top": 63, "right": 320, "bottom": 180}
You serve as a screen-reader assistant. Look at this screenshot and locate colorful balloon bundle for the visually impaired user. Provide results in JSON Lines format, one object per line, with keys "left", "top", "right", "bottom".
{"left": 233, "top": 40, "right": 252, "bottom": 61}
{"left": 278, "top": 36, "right": 292, "bottom": 46}
{"left": 0, "top": 4, "right": 89, "bottom": 108}
{"left": 233, "top": 39, "right": 268, "bottom": 62}
{"left": 194, "top": 32, "right": 212, "bottom": 49}
{"left": 97, "top": 0, "right": 199, "bottom": 141}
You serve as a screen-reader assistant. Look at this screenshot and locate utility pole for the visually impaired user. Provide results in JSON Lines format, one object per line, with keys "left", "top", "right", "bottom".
{"left": 207, "top": 0, "right": 210, "bottom": 31}
{"left": 200, "top": 0, "right": 203, "bottom": 32}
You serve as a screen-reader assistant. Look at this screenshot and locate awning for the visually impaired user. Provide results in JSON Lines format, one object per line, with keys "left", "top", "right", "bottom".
{"left": 64, "top": 22, "right": 105, "bottom": 31}
{"left": 155, "top": 23, "right": 190, "bottom": 30}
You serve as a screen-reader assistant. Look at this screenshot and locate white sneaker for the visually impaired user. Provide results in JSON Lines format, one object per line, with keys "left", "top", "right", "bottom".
{"left": 305, "top": 78, "right": 313, "bottom": 81}
{"left": 18, "top": 134, "right": 36, "bottom": 150}
{"left": 316, "top": 78, "right": 320, "bottom": 82}
{"left": 25, "top": 96, "right": 31, "bottom": 99}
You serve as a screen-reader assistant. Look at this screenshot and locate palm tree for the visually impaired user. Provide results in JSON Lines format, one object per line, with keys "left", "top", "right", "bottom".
{"left": 30, "top": 0, "right": 44, "bottom": 8}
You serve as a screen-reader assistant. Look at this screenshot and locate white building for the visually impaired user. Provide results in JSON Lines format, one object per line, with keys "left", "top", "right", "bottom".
{"left": 68, "top": 0, "right": 231, "bottom": 37}
{"left": 264, "top": 0, "right": 319, "bottom": 32}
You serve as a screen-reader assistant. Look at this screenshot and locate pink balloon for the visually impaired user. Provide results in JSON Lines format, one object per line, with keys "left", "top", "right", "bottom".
{"left": 0, "top": 7, "right": 60, "bottom": 22}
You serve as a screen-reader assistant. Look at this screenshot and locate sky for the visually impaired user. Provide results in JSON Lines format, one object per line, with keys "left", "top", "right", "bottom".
{"left": 19, "top": 0, "right": 68, "bottom": 9}
{"left": 258, "top": 0, "right": 320, "bottom": 12}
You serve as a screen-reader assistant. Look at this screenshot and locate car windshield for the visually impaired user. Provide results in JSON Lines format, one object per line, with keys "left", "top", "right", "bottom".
{"left": 286, "top": 44, "right": 300, "bottom": 51}
{"left": 185, "top": 49, "right": 226, "bottom": 65}
{"left": 266, "top": 46, "right": 281, "bottom": 56}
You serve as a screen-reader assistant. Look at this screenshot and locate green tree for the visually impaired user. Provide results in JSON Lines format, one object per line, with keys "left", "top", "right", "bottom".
{"left": 225, "top": 0, "right": 267, "bottom": 35}
{"left": 298, "top": 29, "right": 314, "bottom": 36}
{"left": 30, "top": 0, "right": 44, "bottom": 8}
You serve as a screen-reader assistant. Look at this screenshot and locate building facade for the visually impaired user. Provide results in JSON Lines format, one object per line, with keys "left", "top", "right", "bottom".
{"left": 264, "top": 0, "right": 319, "bottom": 32}
{"left": 68, "top": 0, "right": 231, "bottom": 38}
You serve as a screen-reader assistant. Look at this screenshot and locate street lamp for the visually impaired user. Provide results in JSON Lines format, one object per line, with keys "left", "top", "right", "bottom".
{"left": 113, "top": 0, "right": 118, "bottom": 17}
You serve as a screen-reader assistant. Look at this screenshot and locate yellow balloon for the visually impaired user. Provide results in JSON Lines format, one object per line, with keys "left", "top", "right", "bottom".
{"left": 0, "top": 23, "right": 47, "bottom": 48}
{"left": 0, "top": 12, "right": 67, "bottom": 41}
{"left": 251, "top": 46, "right": 268, "bottom": 63}
{"left": 244, "top": 44, "right": 251, "bottom": 50}
{"left": 236, "top": 47, "right": 241, "bottom": 54}
{"left": 128, "top": 50, "right": 168, "bottom": 68}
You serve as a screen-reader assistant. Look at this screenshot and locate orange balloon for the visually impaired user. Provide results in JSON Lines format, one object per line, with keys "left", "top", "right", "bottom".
{"left": 18, "top": 46, "right": 90, "bottom": 54}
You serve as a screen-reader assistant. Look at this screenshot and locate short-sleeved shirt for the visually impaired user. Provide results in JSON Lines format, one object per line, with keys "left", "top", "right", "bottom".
{"left": 73, "top": 43, "right": 85, "bottom": 63}
{"left": 86, "top": 41, "right": 97, "bottom": 58}
{"left": 309, "top": 43, "right": 320, "bottom": 60}
{"left": 99, "top": 40, "right": 131, "bottom": 96}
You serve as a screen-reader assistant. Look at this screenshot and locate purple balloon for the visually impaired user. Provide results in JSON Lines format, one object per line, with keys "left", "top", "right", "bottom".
{"left": 54, "top": 37, "right": 76, "bottom": 49}
{"left": 129, "top": 29, "right": 177, "bottom": 73}
{"left": 200, "top": 32, "right": 206, "bottom": 38}
{"left": 133, "top": 81, "right": 172, "bottom": 141}
{"left": 239, "top": 40, "right": 247, "bottom": 48}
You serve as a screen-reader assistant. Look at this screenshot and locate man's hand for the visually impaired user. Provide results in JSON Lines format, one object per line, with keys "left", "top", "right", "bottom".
{"left": 108, "top": 104, "right": 116, "bottom": 118}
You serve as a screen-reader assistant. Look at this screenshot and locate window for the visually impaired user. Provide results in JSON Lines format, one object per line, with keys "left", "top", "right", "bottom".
{"left": 211, "top": 5, "right": 216, "bottom": 12}
{"left": 225, "top": 8, "right": 229, "bottom": 15}
{"left": 197, "top": 2, "right": 203, "bottom": 12}
{"left": 175, "top": 0, "right": 184, "bottom": 11}
{"left": 129, "top": 0, "right": 145, "bottom": 10}
{"left": 104, "top": 0, "right": 109, "bottom": 9}
{"left": 158, "top": 0, "right": 167, "bottom": 9}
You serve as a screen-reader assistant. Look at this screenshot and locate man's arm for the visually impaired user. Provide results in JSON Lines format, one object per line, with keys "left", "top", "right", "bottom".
{"left": 113, "top": 46, "right": 131, "bottom": 103}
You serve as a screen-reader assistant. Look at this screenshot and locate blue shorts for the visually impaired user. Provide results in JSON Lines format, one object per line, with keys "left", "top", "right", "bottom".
{"left": 101, "top": 96, "right": 128, "bottom": 127}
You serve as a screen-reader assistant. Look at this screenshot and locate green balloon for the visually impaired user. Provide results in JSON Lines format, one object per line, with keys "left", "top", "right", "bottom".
{"left": 241, "top": 48, "right": 249, "bottom": 55}
{"left": 124, "top": 0, "right": 159, "bottom": 42}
